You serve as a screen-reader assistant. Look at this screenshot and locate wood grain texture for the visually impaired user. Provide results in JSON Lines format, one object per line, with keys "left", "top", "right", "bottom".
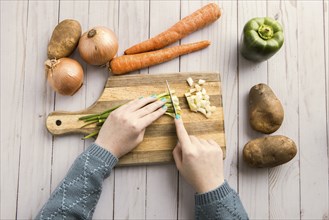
{"left": 297, "top": 1, "right": 329, "bottom": 218}
{"left": 15, "top": 1, "right": 58, "bottom": 218}
{"left": 46, "top": 72, "right": 226, "bottom": 166}
{"left": 325, "top": 2, "right": 329, "bottom": 217}
{"left": 267, "top": 0, "right": 300, "bottom": 219}
{"left": 217, "top": 0, "right": 239, "bottom": 191}
{"left": 237, "top": 1, "right": 269, "bottom": 219}
{"left": 0, "top": 1, "right": 28, "bottom": 219}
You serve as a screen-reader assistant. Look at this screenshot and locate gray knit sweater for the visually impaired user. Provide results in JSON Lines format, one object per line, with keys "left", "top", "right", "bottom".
{"left": 36, "top": 143, "right": 248, "bottom": 220}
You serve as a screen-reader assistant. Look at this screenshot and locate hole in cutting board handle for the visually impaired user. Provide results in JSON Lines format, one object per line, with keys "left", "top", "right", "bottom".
{"left": 56, "top": 120, "right": 62, "bottom": 126}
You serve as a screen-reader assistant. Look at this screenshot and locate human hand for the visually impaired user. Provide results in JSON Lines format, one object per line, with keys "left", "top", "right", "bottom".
{"left": 95, "top": 96, "right": 167, "bottom": 158}
{"left": 172, "top": 117, "right": 224, "bottom": 193}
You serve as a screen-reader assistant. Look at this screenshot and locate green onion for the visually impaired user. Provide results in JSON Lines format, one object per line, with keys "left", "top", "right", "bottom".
{"left": 79, "top": 92, "right": 181, "bottom": 139}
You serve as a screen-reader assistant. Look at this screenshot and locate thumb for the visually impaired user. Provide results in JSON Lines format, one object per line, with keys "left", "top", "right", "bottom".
{"left": 174, "top": 116, "right": 190, "bottom": 146}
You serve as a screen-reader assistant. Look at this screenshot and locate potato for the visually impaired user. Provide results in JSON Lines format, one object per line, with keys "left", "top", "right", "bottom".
{"left": 249, "top": 83, "right": 284, "bottom": 134}
{"left": 243, "top": 135, "right": 297, "bottom": 168}
{"left": 47, "top": 19, "right": 81, "bottom": 59}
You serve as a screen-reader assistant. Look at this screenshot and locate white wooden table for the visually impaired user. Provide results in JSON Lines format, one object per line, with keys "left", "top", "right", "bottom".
{"left": 1, "top": 0, "right": 328, "bottom": 219}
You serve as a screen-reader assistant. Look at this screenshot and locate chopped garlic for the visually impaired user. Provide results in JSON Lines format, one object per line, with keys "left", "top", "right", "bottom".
{"left": 201, "top": 100, "right": 208, "bottom": 107}
{"left": 190, "top": 104, "right": 198, "bottom": 112}
{"left": 186, "top": 97, "right": 198, "bottom": 112}
{"left": 186, "top": 77, "right": 194, "bottom": 87}
{"left": 197, "top": 108, "right": 206, "bottom": 115}
{"left": 185, "top": 77, "right": 215, "bottom": 118}
{"left": 195, "top": 84, "right": 201, "bottom": 91}
{"left": 205, "top": 105, "right": 212, "bottom": 112}
{"left": 196, "top": 91, "right": 202, "bottom": 98}
{"left": 185, "top": 92, "right": 191, "bottom": 97}
{"left": 203, "top": 94, "right": 210, "bottom": 100}
{"left": 198, "top": 79, "right": 206, "bottom": 85}
{"left": 189, "top": 88, "right": 196, "bottom": 93}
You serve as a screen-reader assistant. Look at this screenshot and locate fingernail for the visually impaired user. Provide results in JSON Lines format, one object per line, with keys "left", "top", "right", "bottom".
{"left": 175, "top": 114, "right": 181, "bottom": 119}
{"left": 139, "top": 96, "right": 143, "bottom": 99}
{"left": 161, "top": 97, "right": 167, "bottom": 102}
{"left": 162, "top": 105, "right": 167, "bottom": 110}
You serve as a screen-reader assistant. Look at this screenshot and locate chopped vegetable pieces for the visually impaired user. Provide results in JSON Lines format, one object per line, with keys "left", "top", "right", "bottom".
{"left": 186, "top": 77, "right": 194, "bottom": 87}
{"left": 185, "top": 78, "right": 216, "bottom": 118}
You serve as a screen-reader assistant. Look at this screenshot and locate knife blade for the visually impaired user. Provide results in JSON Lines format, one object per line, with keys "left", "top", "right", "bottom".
{"left": 165, "top": 80, "right": 178, "bottom": 117}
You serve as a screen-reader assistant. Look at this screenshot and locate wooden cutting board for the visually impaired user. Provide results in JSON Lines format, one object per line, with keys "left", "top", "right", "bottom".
{"left": 46, "top": 72, "right": 226, "bottom": 166}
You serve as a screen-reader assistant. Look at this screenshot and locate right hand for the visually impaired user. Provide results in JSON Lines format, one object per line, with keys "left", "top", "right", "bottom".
{"left": 172, "top": 116, "right": 224, "bottom": 193}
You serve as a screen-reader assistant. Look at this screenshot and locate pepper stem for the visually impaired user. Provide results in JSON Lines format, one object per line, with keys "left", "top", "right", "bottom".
{"left": 258, "top": 24, "right": 273, "bottom": 40}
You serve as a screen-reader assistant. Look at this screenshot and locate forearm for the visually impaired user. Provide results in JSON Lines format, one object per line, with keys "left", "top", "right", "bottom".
{"left": 195, "top": 181, "right": 249, "bottom": 220}
{"left": 36, "top": 143, "right": 118, "bottom": 220}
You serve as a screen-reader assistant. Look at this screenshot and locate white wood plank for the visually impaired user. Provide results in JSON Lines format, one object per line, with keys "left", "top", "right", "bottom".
{"left": 325, "top": 1, "right": 329, "bottom": 216}
{"left": 145, "top": 1, "right": 180, "bottom": 219}
{"left": 216, "top": 0, "right": 239, "bottom": 191}
{"left": 15, "top": 1, "right": 59, "bottom": 218}
{"left": 114, "top": 167, "right": 146, "bottom": 219}
{"left": 237, "top": 1, "right": 269, "bottom": 219}
{"left": 87, "top": 1, "right": 119, "bottom": 219}
{"left": 267, "top": 1, "right": 300, "bottom": 218}
{"left": 178, "top": 1, "right": 227, "bottom": 218}
{"left": 297, "top": 1, "right": 329, "bottom": 218}
{"left": 114, "top": 1, "right": 149, "bottom": 219}
{"left": 50, "top": 0, "right": 89, "bottom": 196}
{"left": 0, "top": 1, "right": 28, "bottom": 219}
{"left": 325, "top": 0, "right": 329, "bottom": 216}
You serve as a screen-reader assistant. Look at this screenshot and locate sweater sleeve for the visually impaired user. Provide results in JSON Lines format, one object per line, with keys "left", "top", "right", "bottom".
{"left": 195, "top": 181, "right": 249, "bottom": 220}
{"left": 35, "top": 143, "right": 118, "bottom": 220}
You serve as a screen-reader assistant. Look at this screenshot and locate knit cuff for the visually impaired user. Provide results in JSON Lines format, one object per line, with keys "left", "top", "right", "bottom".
{"left": 87, "top": 143, "right": 119, "bottom": 169}
{"left": 195, "top": 180, "right": 233, "bottom": 206}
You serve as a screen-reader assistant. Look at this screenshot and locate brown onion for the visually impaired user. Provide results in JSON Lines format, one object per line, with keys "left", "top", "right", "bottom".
{"left": 78, "top": 26, "right": 118, "bottom": 65}
{"left": 45, "top": 58, "right": 84, "bottom": 96}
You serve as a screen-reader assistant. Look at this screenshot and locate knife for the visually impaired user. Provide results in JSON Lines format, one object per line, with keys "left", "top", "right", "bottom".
{"left": 165, "top": 80, "right": 178, "bottom": 117}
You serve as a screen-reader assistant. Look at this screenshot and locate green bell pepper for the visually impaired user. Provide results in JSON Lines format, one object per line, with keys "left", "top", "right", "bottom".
{"left": 240, "top": 17, "right": 284, "bottom": 62}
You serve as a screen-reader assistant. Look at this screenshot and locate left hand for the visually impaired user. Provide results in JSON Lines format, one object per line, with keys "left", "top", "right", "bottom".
{"left": 95, "top": 96, "right": 167, "bottom": 158}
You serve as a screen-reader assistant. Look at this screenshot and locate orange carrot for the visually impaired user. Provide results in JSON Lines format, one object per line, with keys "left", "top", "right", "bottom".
{"left": 124, "top": 3, "right": 220, "bottom": 55}
{"left": 110, "top": 40, "right": 210, "bottom": 75}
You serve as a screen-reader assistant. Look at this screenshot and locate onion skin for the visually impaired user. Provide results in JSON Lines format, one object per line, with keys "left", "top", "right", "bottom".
{"left": 78, "top": 26, "right": 118, "bottom": 65}
{"left": 46, "top": 58, "right": 84, "bottom": 96}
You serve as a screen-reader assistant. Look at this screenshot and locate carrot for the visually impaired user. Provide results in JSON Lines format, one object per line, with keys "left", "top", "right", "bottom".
{"left": 124, "top": 3, "right": 220, "bottom": 55}
{"left": 110, "top": 40, "right": 210, "bottom": 75}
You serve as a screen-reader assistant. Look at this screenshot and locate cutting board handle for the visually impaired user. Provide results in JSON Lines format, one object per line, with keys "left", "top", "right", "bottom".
{"left": 46, "top": 111, "right": 91, "bottom": 136}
